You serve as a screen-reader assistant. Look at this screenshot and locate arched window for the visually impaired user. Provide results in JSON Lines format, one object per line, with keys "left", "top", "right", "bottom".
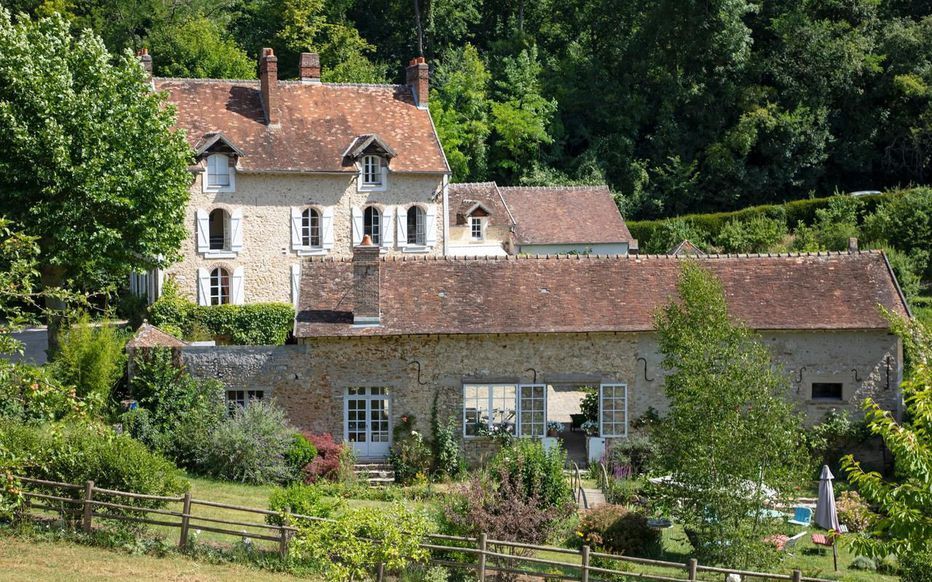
{"left": 362, "top": 155, "right": 382, "bottom": 187}
{"left": 364, "top": 206, "right": 381, "bottom": 244}
{"left": 407, "top": 206, "right": 426, "bottom": 245}
{"left": 209, "top": 267, "right": 230, "bottom": 305}
{"left": 209, "top": 209, "right": 228, "bottom": 250}
{"left": 301, "top": 208, "right": 321, "bottom": 247}
{"left": 206, "top": 154, "right": 231, "bottom": 188}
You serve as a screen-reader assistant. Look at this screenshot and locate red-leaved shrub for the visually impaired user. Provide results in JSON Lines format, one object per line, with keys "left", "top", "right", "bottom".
{"left": 303, "top": 433, "right": 346, "bottom": 483}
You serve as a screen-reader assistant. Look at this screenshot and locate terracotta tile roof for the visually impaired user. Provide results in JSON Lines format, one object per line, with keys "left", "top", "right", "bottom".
{"left": 126, "top": 322, "right": 187, "bottom": 348}
{"left": 294, "top": 251, "right": 909, "bottom": 338}
{"left": 498, "top": 186, "right": 633, "bottom": 245}
{"left": 668, "top": 239, "right": 707, "bottom": 257}
{"left": 155, "top": 79, "right": 449, "bottom": 173}
{"left": 447, "top": 182, "right": 515, "bottom": 229}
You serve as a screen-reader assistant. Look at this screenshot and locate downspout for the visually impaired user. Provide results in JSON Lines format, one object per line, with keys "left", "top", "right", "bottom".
{"left": 442, "top": 174, "right": 450, "bottom": 255}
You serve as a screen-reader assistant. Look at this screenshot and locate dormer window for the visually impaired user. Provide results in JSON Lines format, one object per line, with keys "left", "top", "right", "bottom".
{"left": 205, "top": 154, "right": 234, "bottom": 192}
{"left": 471, "top": 217, "right": 484, "bottom": 240}
{"left": 362, "top": 155, "right": 383, "bottom": 187}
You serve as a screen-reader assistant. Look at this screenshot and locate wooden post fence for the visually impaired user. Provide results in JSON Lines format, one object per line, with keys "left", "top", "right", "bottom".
{"left": 82, "top": 480, "right": 94, "bottom": 533}
{"left": 477, "top": 533, "right": 487, "bottom": 580}
{"left": 688, "top": 557, "right": 698, "bottom": 580}
{"left": 792, "top": 570, "right": 803, "bottom": 582}
{"left": 278, "top": 511, "right": 291, "bottom": 559}
{"left": 580, "top": 544, "right": 590, "bottom": 582}
{"left": 178, "top": 491, "right": 192, "bottom": 549}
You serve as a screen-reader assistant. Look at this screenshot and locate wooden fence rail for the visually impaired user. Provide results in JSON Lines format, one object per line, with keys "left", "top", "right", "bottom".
{"left": 15, "top": 476, "right": 832, "bottom": 582}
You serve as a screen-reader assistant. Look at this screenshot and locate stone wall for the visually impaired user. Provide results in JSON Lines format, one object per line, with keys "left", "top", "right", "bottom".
{"left": 166, "top": 170, "right": 445, "bottom": 304}
{"left": 176, "top": 329, "right": 901, "bottom": 462}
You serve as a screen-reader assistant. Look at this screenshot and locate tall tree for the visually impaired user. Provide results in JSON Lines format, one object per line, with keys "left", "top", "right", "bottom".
{"left": 429, "top": 44, "right": 491, "bottom": 182}
{"left": 0, "top": 11, "right": 192, "bottom": 336}
{"left": 148, "top": 16, "right": 255, "bottom": 79}
{"left": 653, "top": 262, "right": 808, "bottom": 568}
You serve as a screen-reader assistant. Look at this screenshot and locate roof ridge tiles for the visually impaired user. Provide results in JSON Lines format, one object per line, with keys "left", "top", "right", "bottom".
{"left": 497, "top": 184, "right": 609, "bottom": 191}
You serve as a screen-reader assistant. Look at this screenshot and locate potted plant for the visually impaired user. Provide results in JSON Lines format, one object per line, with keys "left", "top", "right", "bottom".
{"left": 581, "top": 420, "right": 605, "bottom": 463}
{"left": 581, "top": 420, "right": 599, "bottom": 436}
{"left": 546, "top": 421, "right": 564, "bottom": 437}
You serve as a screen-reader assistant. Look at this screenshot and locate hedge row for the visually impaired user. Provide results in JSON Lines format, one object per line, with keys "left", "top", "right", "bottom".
{"left": 628, "top": 192, "right": 890, "bottom": 253}
{"left": 149, "top": 286, "right": 294, "bottom": 345}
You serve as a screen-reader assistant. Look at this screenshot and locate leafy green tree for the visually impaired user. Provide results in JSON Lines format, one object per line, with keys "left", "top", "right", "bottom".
{"left": 843, "top": 315, "right": 932, "bottom": 560}
{"left": 148, "top": 16, "right": 255, "bottom": 79}
{"left": 489, "top": 46, "right": 556, "bottom": 181}
{"left": 864, "top": 188, "right": 932, "bottom": 277}
{"left": 716, "top": 215, "right": 787, "bottom": 253}
{"left": 50, "top": 312, "right": 127, "bottom": 414}
{"left": 653, "top": 262, "right": 808, "bottom": 568}
{"left": 0, "top": 11, "right": 192, "bottom": 337}
{"left": 430, "top": 44, "right": 491, "bottom": 182}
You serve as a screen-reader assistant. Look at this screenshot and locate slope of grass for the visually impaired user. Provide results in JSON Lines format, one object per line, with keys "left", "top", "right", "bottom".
{"left": 0, "top": 532, "right": 302, "bottom": 582}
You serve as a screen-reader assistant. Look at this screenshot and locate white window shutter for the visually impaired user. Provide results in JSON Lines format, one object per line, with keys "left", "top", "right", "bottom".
{"left": 231, "top": 266, "right": 245, "bottom": 305}
{"left": 322, "top": 207, "right": 334, "bottom": 249}
{"left": 382, "top": 207, "right": 395, "bottom": 247}
{"left": 196, "top": 209, "right": 210, "bottom": 252}
{"left": 230, "top": 208, "right": 243, "bottom": 252}
{"left": 291, "top": 263, "right": 301, "bottom": 306}
{"left": 290, "top": 207, "right": 303, "bottom": 249}
{"left": 425, "top": 205, "right": 437, "bottom": 246}
{"left": 352, "top": 207, "right": 363, "bottom": 245}
{"left": 196, "top": 268, "right": 210, "bottom": 306}
{"left": 396, "top": 206, "right": 408, "bottom": 246}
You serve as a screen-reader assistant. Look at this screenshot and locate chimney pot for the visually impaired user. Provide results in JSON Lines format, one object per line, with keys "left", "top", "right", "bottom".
{"left": 353, "top": 237, "right": 381, "bottom": 325}
{"left": 259, "top": 47, "right": 279, "bottom": 125}
{"left": 137, "top": 48, "right": 153, "bottom": 78}
{"left": 299, "top": 52, "right": 321, "bottom": 83}
{"left": 405, "top": 57, "right": 429, "bottom": 109}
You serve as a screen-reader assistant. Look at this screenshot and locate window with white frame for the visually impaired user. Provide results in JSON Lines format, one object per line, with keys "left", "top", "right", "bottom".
{"left": 600, "top": 384, "right": 628, "bottom": 437}
{"left": 226, "top": 389, "right": 264, "bottom": 412}
{"left": 301, "top": 208, "right": 321, "bottom": 248}
{"left": 407, "top": 206, "right": 426, "bottom": 245}
{"left": 206, "top": 154, "right": 232, "bottom": 191}
{"left": 518, "top": 384, "right": 546, "bottom": 437}
{"left": 364, "top": 206, "right": 381, "bottom": 244}
{"left": 361, "top": 155, "right": 383, "bottom": 187}
{"left": 463, "top": 384, "right": 517, "bottom": 437}
{"left": 209, "top": 267, "right": 231, "bottom": 305}
{"left": 208, "top": 209, "right": 229, "bottom": 250}
{"left": 471, "top": 217, "right": 484, "bottom": 240}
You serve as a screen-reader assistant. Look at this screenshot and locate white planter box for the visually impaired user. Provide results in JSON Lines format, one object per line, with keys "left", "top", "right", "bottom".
{"left": 587, "top": 436, "right": 606, "bottom": 464}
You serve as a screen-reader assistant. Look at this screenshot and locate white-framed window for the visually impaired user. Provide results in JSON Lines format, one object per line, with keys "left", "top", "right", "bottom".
{"left": 364, "top": 206, "right": 381, "bottom": 245}
{"left": 197, "top": 207, "right": 242, "bottom": 256}
{"left": 301, "top": 207, "right": 321, "bottom": 248}
{"left": 518, "top": 384, "right": 547, "bottom": 437}
{"left": 407, "top": 206, "right": 426, "bottom": 245}
{"left": 361, "top": 155, "right": 384, "bottom": 189}
{"left": 204, "top": 154, "right": 234, "bottom": 192}
{"left": 226, "top": 389, "right": 264, "bottom": 413}
{"left": 471, "top": 217, "right": 484, "bottom": 240}
{"left": 599, "top": 383, "right": 628, "bottom": 438}
{"left": 464, "top": 384, "right": 516, "bottom": 437}
{"left": 209, "top": 267, "right": 230, "bottom": 305}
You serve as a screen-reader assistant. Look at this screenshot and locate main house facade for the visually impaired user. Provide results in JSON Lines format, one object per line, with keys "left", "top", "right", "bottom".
{"left": 134, "top": 50, "right": 634, "bottom": 306}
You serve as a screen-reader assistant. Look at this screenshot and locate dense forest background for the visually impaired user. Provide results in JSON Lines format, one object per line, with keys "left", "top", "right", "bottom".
{"left": 5, "top": 0, "right": 932, "bottom": 219}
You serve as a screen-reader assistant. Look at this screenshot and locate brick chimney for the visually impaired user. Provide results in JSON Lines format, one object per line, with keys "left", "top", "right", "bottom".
{"left": 299, "top": 53, "right": 321, "bottom": 84}
{"left": 136, "top": 48, "right": 152, "bottom": 78}
{"left": 259, "top": 48, "right": 279, "bottom": 125}
{"left": 848, "top": 237, "right": 859, "bottom": 253}
{"left": 353, "top": 235, "right": 381, "bottom": 325}
{"left": 405, "top": 57, "right": 429, "bottom": 109}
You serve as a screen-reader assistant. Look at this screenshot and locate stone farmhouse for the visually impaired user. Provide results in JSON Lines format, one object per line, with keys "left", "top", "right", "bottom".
{"left": 130, "top": 49, "right": 633, "bottom": 306}
{"left": 127, "top": 49, "right": 911, "bottom": 463}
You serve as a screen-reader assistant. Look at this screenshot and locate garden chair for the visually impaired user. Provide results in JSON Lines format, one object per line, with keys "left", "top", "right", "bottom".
{"left": 783, "top": 531, "right": 807, "bottom": 554}
{"left": 787, "top": 506, "right": 812, "bottom": 526}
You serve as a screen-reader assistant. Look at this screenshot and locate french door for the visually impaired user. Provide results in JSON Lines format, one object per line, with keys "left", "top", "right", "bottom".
{"left": 517, "top": 384, "right": 547, "bottom": 437}
{"left": 344, "top": 387, "right": 391, "bottom": 459}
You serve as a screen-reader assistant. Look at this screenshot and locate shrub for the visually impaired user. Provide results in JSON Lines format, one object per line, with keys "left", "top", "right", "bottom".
{"left": 266, "top": 483, "right": 342, "bottom": 525}
{"left": 849, "top": 556, "right": 876, "bottom": 571}
{"left": 580, "top": 387, "right": 599, "bottom": 422}
{"left": 431, "top": 415, "right": 463, "bottom": 479}
{"left": 1, "top": 420, "right": 187, "bottom": 504}
{"left": 304, "top": 433, "right": 348, "bottom": 483}
{"left": 806, "top": 409, "right": 869, "bottom": 471}
{"left": 290, "top": 503, "right": 431, "bottom": 581}
{"left": 863, "top": 187, "right": 932, "bottom": 277}
{"left": 390, "top": 416, "right": 432, "bottom": 485}
{"left": 606, "top": 435, "right": 657, "bottom": 477}
{"left": 488, "top": 439, "right": 572, "bottom": 509}
{"left": 286, "top": 433, "right": 317, "bottom": 478}
{"left": 603, "top": 477, "right": 644, "bottom": 506}
{"left": 0, "top": 361, "right": 83, "bottom": 424}
{"left": 204, "top": 400, "right": 296, "bottom": 484}
{"left": 716, "top": 215, "right": 786, "bottom": 253}
{"left": 883, "top": 247, "right": 924, "bottom": 301}
{"left": 50, "top": 312, "right": 127, "bottom": 414}
{"left": 640, "top": 218, "right": 709, "bottom": 254}
{"left": 122, "top": 348, "right": 226, "bottom": 470}
{"left": 576, "top": 505, "right": 661, "bottom": 557}
{"left": 149, "top": 283, "right": 294, "bottom": 345}
{"left": 836, "top": 491, "right": 877, "bottom": 533}
{"left": 900, "top": 549, "right": 932, "bottom": 582}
